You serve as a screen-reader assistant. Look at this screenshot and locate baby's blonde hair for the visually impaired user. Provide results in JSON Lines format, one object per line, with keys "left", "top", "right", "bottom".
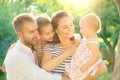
{"left": 80, "top": 13, "right": 101, "bottom": 33}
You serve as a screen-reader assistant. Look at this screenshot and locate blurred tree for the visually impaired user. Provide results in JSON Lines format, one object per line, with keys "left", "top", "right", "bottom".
{"left": 112, "top": 0, "right": 120, "bottom": 79}
{"left": 93, "top": 0, "right": 120, "bottom": 66}
{"left": 113, "top": 32, "right": 120, "bottom": 80}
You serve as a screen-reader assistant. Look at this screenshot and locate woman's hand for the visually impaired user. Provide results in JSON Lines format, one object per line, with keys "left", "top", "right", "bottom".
{"left": 83, "top": 61, "right": 107, "bottom": 80}
{"left": 83, "top": 74, "right": 96, "bottom": 80}
{"left": 94, "top": 61, "right": 107, "bottom": 77}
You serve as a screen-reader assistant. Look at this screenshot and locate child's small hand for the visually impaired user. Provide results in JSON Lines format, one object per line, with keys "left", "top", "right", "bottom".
{"left": 74, "top": 38, "right": 81, "bottom": 47}
{"left": 62, "top": 76, "right": 71, "bottom": 80}
{"left": 73, "top": 34, "right": 81, "bottom": 46}
{"left": 64, "top": 71, "right": 69, "bottom": 77}
{"left": 62, "top": 71, "right": 70, "bottom": 80}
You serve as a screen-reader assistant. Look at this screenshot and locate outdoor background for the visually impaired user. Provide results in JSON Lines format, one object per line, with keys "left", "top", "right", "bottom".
{"left": 0, "top": 0, "right": 120, "bottom": 80}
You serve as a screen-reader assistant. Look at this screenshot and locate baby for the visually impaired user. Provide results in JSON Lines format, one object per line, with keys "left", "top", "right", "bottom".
{"left": 65, "top": 13, "right": 107, "bottom": 80}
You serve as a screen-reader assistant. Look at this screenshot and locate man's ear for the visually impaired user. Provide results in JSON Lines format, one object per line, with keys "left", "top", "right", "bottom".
{"left": 16, "top": 31, "right": 22, "bottom": 37}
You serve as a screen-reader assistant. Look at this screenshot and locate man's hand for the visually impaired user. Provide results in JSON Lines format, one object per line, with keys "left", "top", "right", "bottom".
{"left": 2, "top": 64, "right": 6, "bottom": 73}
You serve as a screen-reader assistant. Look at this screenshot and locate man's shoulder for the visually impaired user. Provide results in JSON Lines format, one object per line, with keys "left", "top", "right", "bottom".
{"left": 5, "top": 48, "right": 24, "bottom": 64}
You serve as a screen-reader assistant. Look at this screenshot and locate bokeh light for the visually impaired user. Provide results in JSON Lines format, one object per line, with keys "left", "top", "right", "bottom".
{"left": 67, "top": 0, "right": 92, "bottom": 9}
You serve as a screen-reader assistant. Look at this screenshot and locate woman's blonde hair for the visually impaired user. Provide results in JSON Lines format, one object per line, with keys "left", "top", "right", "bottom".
{"left": 80, "top": 13, "right": 101, "bottom": 33}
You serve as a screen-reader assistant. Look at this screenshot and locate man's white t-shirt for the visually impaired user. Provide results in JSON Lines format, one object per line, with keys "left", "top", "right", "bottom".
{"left": 4, "top": 40, "right": 62, "bottom": 80}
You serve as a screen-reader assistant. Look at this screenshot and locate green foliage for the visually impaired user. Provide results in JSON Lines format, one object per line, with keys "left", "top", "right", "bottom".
{"left": 97, "top": 71, "right": 112, "bottom": 80}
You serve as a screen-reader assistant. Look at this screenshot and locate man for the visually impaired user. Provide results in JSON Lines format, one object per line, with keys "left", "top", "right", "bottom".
{"left": 4, "top": 13, "right": 69, "bottom": 80}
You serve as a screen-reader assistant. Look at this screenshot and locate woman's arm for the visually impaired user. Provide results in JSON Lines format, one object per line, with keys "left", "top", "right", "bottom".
{"left": 83, "top": 51, "right": 107, "bottom": 80}
{"left": 41, "top": 46, "right": 77, "bottom": 72}
{"left": 80, "top": 43, "right": 100, "bottom": 72}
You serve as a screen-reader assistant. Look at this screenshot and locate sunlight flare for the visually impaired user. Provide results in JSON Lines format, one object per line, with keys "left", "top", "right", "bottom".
{"left": 67, "top": 0, "right": 91, "bottom": 9}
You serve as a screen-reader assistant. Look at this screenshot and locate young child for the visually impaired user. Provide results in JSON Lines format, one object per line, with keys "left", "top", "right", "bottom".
{"left": 36, "top": 15, "right": 54, "bottom": 47}
{"left": 33, "top": 15, "right": 55, "bottom": 67}
{"left": 65, "top": 13, "right": 107, "bottom": 80}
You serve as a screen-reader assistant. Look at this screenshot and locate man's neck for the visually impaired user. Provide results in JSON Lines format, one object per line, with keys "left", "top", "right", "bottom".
{"left": 19, "top": 38, "right": 32, "bottom": 48}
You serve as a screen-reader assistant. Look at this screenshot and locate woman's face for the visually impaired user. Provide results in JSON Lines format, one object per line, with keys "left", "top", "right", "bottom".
{"left": 56, "top": 16, "right": 74, "bottom": 39}
{"left": 39, "top": 24, "right": 54, "bottom": 42}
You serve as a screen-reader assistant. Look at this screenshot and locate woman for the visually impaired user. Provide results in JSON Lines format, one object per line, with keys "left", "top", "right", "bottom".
{"left": 41, "top": 10, "right": 80, "bottom": 75}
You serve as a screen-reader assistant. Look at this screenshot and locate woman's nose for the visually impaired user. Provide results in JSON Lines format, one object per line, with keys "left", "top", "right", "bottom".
{"left": 68, "top": 26, "right": 73, "bottom": 32}
{"left": 50, "top": 33, "right": 53, "bottom": 38}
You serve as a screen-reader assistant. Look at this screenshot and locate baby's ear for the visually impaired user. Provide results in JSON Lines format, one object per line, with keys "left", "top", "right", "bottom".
{"left": 89, "top": 26, "right": 94, "bottom": 31}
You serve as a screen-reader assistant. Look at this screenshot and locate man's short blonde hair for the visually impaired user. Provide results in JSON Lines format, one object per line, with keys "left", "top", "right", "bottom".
{"left": 12, "top": 13, "right": 35, "bottom": 32}
{"left": 80, "top": 13, "right": 101, "bottom": 33}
